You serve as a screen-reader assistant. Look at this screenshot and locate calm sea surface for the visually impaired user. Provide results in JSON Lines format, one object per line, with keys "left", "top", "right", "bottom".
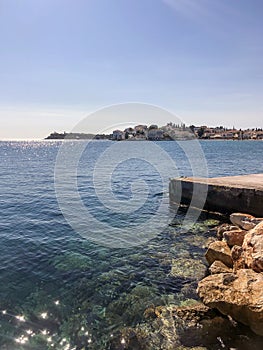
{"left": 0, "top": 140, "right": 263, "bottom": 349}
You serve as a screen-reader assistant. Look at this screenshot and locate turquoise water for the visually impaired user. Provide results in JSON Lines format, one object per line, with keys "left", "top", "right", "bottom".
{"left": 0, "top": 140, "right": 263, "bottom": 349}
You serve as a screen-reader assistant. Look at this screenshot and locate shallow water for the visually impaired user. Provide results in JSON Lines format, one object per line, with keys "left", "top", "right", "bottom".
{"left": 0, "top": 140, "right": 263, "bottom": 349}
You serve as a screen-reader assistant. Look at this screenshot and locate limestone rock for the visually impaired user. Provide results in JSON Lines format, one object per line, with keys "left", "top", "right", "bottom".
{"left": 203, "top": 237, "right": 217, "bottom": 249}
{"left": 205, "top": 241, "right": 233, "bottom": 267}
{"left": 223, "top": 229, "right": 247, "bottom": 247}
{"left": 242, "top": 221, "right": 263, "bottom": 272}
{"left": 197, "top": 269, "right": 263, "bottom": 336}
{"left": 216, "top": 223, "right": 240, "bottom": 240}
{"left": 231, "top": 245, "right": 245, "bottom": 271}
{"left": 209, "top": 260, "right": 232, "bottom": 274}
{"left": 230, "top": 213, "right": 263, "bottom": 231}
{"left": 230, "top": 213, "right": 255, "bottom": 229}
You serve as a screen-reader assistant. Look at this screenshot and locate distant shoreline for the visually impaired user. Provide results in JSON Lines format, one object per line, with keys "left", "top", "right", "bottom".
{"left": 44, "top": 134, "right": 263, "bottom": 142}
{"left": 0, "top": 138, "right": 263, "bottom": 142}
{"left": 45, "top": 124, "right": 263, "bottom": 141}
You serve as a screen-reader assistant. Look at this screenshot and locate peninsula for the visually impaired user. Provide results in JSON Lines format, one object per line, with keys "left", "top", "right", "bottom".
{"left": 45, "top": 123, "right": 263, "bottom": 141}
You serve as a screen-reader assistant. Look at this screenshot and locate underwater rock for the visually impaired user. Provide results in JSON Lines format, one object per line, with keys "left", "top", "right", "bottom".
{"left": 203, "top": 219, "right": 220, "bottom": 227}
{"left": 170, "top": 243, "right": 191, "bottom": 259}
{"left": 109, "top": 304, "right": 214, "bottom": 350}
{"left": 174, "top": 303, "right": 218, "bottom": 326}
{"left": 106, "top": 284, "right": 162, "bottom": 326}
{"left": 208, "top": 260, "right": 232, "bottom": 274}
{"left": 205, "top": 241, "right": 233, "bottom": 268}
{"left": 197, "top": 269, "right": 263, "bottom": 336}
{"left": 170, "top": 258, "right": 207, "bottom": 280}
{"left": 179, "top": 281, "right": 201, "bottom": 301}
{"left": 242, "top": 221, "right": 263, "bottom": 272}
{"left": 112, "top": 302, "right": 255, "bottom": 350}
{"left": 156, "top": 252, "right": 173, "bottom": 267}
{"left": 53, "top": 252, "right": 92, "bottom": 271}
{"left": 188, "top": 222, "right": 211, "bottom": 234}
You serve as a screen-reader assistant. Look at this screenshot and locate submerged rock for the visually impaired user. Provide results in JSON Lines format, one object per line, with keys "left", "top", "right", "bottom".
{"left": 205, "top": 241, "right": 233, "bottom": 268}
{"left": 170, "top": 258, "right": 207, "bottom": 280}
{"left": 203, "top": 219, "right": 220, "bottom": 227}
{"left": 242, "top": 221, "right": 263, "bottom": 272}
{"left": 174, "top": 303, "right": 219, "bottom": 326}
{"left": 106, "top": 284, "right": 162, "bottom": 326}
{"left": 111, "top": 306, "right": 181, "bottom": 350}
{"left": 110, "top": 302, "right": 260, "bottom": 350}
{"left": 197, "top": 269, "right": 263, "bottom": 336}
{"left": 108, "top": 303, "right": 214, "bottom": 350}
{"left": 53, "top": 252, "right": 92, "bottom": 271}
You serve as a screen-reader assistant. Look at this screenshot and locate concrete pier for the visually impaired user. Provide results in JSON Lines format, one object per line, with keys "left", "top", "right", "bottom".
{"left": 169, "top": 174, "right": 263, "bottom": 217}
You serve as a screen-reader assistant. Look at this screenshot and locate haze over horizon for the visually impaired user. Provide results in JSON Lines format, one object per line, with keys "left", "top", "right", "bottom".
{"left": 0, "top": 0, "right": 262, "bottom": 139}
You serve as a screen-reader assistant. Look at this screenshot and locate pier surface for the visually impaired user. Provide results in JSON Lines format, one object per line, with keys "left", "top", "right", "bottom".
{"left": 169, "top": 174, "right": 263, "bottom": 217}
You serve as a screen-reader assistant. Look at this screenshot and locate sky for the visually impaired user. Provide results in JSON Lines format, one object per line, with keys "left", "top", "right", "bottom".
{"left": 0, "top": 0, "right": 262, "bottom": 139}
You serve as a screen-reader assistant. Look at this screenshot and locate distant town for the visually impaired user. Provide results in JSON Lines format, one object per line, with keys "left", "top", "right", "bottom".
{"left": 45, "top": 123, "right": 263, "bottom": 141}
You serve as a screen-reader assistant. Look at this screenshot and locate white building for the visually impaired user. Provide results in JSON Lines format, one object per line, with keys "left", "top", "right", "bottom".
{"left": 112, "top": 130, "right": 125, "bottom": 141}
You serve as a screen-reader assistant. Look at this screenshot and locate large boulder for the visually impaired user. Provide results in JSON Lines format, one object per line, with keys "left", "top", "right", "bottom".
{"left": 197, "top": 269, "right": 263, "bottom": 336}
{"left": 205, "top": 241, "right": 233, "bottom": 267}
{"left": 223, "top": 229, "right": 247, "bottom": 247}
{"left": 242, "top": 221, "right": 263, "bottom": 272}
{"left": 230, "top": 213, "right": 263, "bottom": 231}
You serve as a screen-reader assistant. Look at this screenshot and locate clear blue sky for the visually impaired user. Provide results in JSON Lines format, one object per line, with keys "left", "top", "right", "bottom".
{"left": 0, "top": 0, "right": 262, "bottom": 139}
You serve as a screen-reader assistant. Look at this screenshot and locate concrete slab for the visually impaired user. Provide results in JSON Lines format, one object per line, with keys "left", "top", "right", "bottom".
{"left": 169, "top": 174, "right": 263, "bottom": 217}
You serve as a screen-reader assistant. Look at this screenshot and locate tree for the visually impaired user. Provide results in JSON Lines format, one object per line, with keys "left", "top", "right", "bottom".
{"left": 189, "top": 125, "right": 195, "bottom": 133}
{"left": 197, "top": 127, "right": 205, "bottom": 138}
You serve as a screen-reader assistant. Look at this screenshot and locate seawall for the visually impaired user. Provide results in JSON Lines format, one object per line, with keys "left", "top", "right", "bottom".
{"left": 169, "top": 174, "right": 263, "bottom": 217}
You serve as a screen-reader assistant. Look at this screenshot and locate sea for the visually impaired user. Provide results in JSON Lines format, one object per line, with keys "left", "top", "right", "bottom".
{"left": 0, "top": 140, "right": 263, "bottom": 350}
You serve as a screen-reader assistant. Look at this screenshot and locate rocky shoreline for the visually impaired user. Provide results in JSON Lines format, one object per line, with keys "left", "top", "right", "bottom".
{"left": 198, "top": 212, "right": 263, "bottom": 337}
{"left": 110, "top": 213, "right": 263, "bottom": 349}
